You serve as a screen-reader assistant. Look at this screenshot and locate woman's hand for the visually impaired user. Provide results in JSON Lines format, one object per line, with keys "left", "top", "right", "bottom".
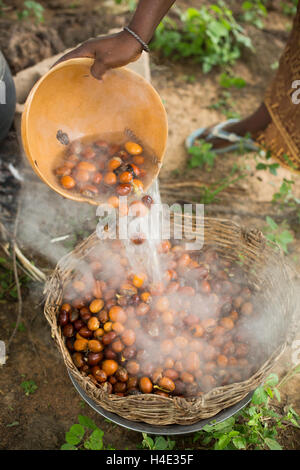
{"left": 54, "top": 30, "right": 143, "bottom": 80}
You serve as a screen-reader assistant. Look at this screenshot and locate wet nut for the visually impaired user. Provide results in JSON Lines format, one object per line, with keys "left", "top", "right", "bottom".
{"left": 121, "top": 329, "right": 136, "bottom": 346}
{"left": 102, "top": 331, "right": 117, "bottom": 345}
{"left": 111, "top": 339, "right": 125, "bottom": 353}
{"left": 132, "top": 273, "right": 147, "bottom": 288}
{"left": 89, "top": 299, "right": 104, "bottom": 313}
{"left": 98, "top": 310, "right": 109, "bottom": 323}
{"left": 78, "top": 326, "right": 93, "bottom": 338}
{"left": 69, "top": 310, "right": 79, "bottom": 323}
{"left": 158, "top": 377, "right": 175, "bottom": 392}
{"left": 104, "top": 348, "right": 117, "bottom": 360}
{"left": 123, "top": 346, "right": 136, "bottom": 359}
{"left": 164, "top": 369, "right": 179, "bottom": 381}
{"left": 127, "top": 377, "right": 138, "bottom": 389}
{"left": 87, "top": 316, "right": 100, "bottom": 331}
{"left": 155, "top": 296, "right": 170, "bottom": 312}
{"left": 201, "top": 280, "right": 211, "bottom": 294}
{"left": 61, "top": 303, "right": 72, "bottom": 314}
{"left": 191, "top": 324, "right": 204, "bottom": 338}
{"left": 115, "top": 367, "right": 128, "bottom": 382}
{"left": 58, "top": 311, "right": 69, "bottom": 327}
{"left": 174, "top": 336, "right": 188, "bottom": 349}
{"left": 220, "top": 317, "right": 235, "bottom": 330}
{"left": 139, "top": 377, "right": 153, "bottom": 393}
{"left": 109, "top": 306, "right": 127, "bottom": 323}
{"left": 126, "top": 360, "right": 140, "bottom": 375}
{"left": 62, "top": 323, "right": 74, "bottom": 338}
{"left": 217, "top": 354, "right": 228, "bottom": 367}
{"left": 241, "top": 302, "right": 253, "bottom": 316}
{"left": 88, "top": 339, "right": 104, "bottom": 353}
{"left": 61, "top": 175, "right": 76, "bottom": 189}
{"left": 116, "top": 183, "right": 132, "bottom": 196}
{"left": 94, "top": 328, "right": 104, "bottom": 339}
{"left": 87, "top": 352, "right": 103, "bottom": 366}
{"left": 114, "top": 382, "right": 127, "bottom": 393}
{"left": 202, "top": 318, "right": 217, "bottom": 333}
{"left": 104, "top": 171, "right": 117, "bottom": 185}
{"left": 66, "top": 338, "right": 75, "bottom": 351}
{"left": 74, "top": 338, "right": 88, "bottom": 352}
{"left": 102, "top": 359, "right": 118, "bottom": 376}
{"left": 136, "top": 302, "right": 150, "bottom": 316}
{"left": 125, "top": 142, "right": 143, "bottom": 155}
{"left": 103, "top": 322, "right": 113, "bottom": 332}
{"left": 180, "top": 372, "right": 194, "bottom": 383}
{"left": 92, "top": 366, "right": 107, "bottom": 382}
{"left": 73, "top": 352, "right": 84, "bottom": 368}
{"left": 160, "top": 339, "right": 174, "bottom": 354}
{"left": 186, "top": 352, "right": 200, "bottom": 372}
{"left": 112, "top": 322, "right": 125, "bottom": 335}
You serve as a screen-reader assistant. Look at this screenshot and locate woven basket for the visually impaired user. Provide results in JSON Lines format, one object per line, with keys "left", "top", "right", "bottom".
{"left": 44, "top": 217, "right": 296, "bottom": 425}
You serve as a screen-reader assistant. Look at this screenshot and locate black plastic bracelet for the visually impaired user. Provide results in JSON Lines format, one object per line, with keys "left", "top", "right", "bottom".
{"left": 123, "top": 27, "right": 150, "bottom": 53}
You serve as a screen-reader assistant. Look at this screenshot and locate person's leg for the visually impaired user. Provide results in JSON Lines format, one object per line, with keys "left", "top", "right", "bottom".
{"left": 196, "top": 103, "right": 271, "bottom": 150}
{"left": 0, "top": 51, "right": 16, "bottom": 142}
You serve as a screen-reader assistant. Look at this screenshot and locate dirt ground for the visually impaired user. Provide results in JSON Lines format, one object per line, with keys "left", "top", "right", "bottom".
{"left": 1, "top": 0, "right": 300, "bottom": 450}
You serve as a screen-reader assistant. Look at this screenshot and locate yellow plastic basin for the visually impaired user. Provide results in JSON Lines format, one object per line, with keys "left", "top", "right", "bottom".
{"left": 21, "top": 58, "right": 168, "bottom": 205}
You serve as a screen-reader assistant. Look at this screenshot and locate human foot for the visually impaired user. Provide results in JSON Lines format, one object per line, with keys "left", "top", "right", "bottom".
{"left": 187, "top": 103, "right": 271, "bottom": 152}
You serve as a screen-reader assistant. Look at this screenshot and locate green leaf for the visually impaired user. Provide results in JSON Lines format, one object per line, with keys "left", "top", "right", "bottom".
{"left": 210, "top": 417, "right": 235, "bottom": 432}
{"left": 264, "top": 438, "right": 282, "bottom": 450}
{"left": 142, "top": 433, "right": 154, "bottom": 450}
{"left": 65, "top": 424, "right": 85, "bottom": 446}
{"left": 273, "top": 388, "right": 281, "bottom": 402}
{"left": 266, "top": 216, "right": 278, "bottom": 230}
{"left": 154, "top": 436, "right": 169, "bottom": 450}
{"left": 78, "top": 415, "right": 97, "bottom": 430}
{"left": 265, "top": 373, "right": 279, "bottom": 387}
{"left": 232, "top": 435, "right": 247, "bottom": 449}
{"left": 84, "top": 428, "right": 104, "bottom": 450}
{"left": 256, "top": 162, "right": 267, "bottom": 170}
{"left": 252, "top": 386, "right": 269, "bottom": 405}
{"left": 60, "top": 443, "right": 78, "bottom": 450}
{"left": 215, "top": 433, "right": 232, "bottom": 450}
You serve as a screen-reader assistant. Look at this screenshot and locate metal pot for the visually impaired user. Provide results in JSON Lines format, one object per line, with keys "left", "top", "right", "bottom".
{"left": 69, "top": 371, "right": 253, "bottom": 435}
{"left": 0, "top": 51, "right": 16, "bottom": 142}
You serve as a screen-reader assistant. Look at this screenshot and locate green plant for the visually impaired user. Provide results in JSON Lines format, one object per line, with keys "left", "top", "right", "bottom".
{"left": 188, "top": 140, "right": 218, "bottom": 170}
{"left": 187, "top": 165, "right": 245, "bottom": 204}
{"left": 151, "top": 1, "right": 252, "bottom": 73}
{"left": 240, "top": 1, "right": 268, "bottom": 29}
{"left": 200, "top": 172, "right": 245, "bottom": 203}
{"left": 114, "top": 0, "right": 137, "bottom": 12}
{"left": 193, "top": 373, "right": 300, "bottom": 450}
{"left": 272, "top": 179, "right": 300, "bottom": 224}
{"left": 11, "top": 321, "right": 26, "bottom": 332}
{"left": 0, "top": 256, "right": 30, "bottom": 302}
{"left": 18, "top": 1, "right": 44, "bottom": 23}
{"left": 141, "top": 433, "right": 176, "bottom": 450}
{"left": 281, "top": 0, "right": 298, "bottom": 16}
{"left": 254, "top": 149, "right": 280, "bottom": 175}
{"left": 272, "top": 179, "right": 298, "bottom": 205}
{"left": 21, "top": 380, "right": 38, "bottom": 396}
{"left": 219, "top": 71, "right": 246, "bottom": 88}
{"left": 208, "top": 89, "right": 241, "bottom": 119}
{"left": 61, "top": 415, "right": 115, "bottom": 450}
{"left": 263, "top": 216, "right": 294, "bottom": 254}
{"left": 0, "top": 0, "right": 5, "bottom": 16}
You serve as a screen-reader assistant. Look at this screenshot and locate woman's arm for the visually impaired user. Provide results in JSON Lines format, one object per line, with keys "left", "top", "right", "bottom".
{"left": 55, "top": 0, "right": 176, "bottom": 79}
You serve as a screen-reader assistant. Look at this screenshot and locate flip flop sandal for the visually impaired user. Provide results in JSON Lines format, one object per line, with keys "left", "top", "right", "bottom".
{"left": 185, "top": 118, "right": 260, "bottom": 154}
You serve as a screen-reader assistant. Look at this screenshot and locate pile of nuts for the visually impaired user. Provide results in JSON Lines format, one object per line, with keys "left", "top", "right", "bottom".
{"left": 54, "top": 137, "right": 150, "bottom": 201}
{"left": 59, "top": 239, "right": 264, "bottom": 398}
